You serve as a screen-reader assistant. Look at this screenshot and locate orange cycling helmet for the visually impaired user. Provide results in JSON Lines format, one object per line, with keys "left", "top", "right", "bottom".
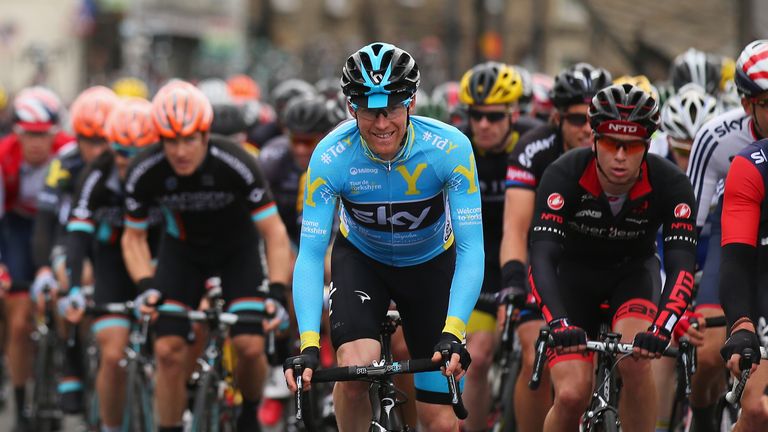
{"left": 227, "top": 74, "right": 261, "bottom": 102}
{"left": 70, "top": 86, "right": 119, "bottom": 138}
{"left": 151, "top": 80, "right": 213, "bottom": 138}
{"left": 106, "top": 98, "right": 159, "bottom": 151}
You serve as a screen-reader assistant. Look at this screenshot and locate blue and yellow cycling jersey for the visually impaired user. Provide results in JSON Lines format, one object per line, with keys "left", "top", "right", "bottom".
{"left": 293, "top": 115, "right": 485, "bottom": 350}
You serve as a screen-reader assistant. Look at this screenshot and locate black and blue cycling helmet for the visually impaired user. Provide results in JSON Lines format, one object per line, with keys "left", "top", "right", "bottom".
{"left": 341, "top": 42, "right": 420, "bottom": 109}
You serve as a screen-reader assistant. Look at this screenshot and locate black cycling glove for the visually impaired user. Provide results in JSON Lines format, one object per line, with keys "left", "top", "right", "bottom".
{"left": 633, "top": 325, "right": 671, "bottom": 356}
{"left": 433, "top": 333, "right": 472, "bottom": 371}
{"left": 283, "top": 346, "right": 320, "bottom": 375}
{"left": 721, "top": 329, "right": 761, "bottom": 365}
{"left": 549, "top": 318, "right": 587, "bottom": 350}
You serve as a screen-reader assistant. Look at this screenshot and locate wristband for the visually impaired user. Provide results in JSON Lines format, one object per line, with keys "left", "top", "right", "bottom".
{"left": 501, "top": 260, "right": 526, "bottom": 288}
{"left": 268, "top": 282, "right": 288, "bottom": 307}
{"left": 730, "top": 316, "right": 754, "bottom": 334}
{"left": 137, "top": 277, "right": 154, "bottom": 293}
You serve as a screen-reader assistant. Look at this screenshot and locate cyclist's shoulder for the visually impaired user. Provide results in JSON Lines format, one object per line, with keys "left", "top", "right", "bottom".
{"left": 124, "top": 143, "right": 164, "bottom": 190}
{"left": 412, "top": 115, "right": 469, "bottom": 144}
{"left": 735, "top": 137, "right": 768, "bottom": 164}
{"left": 696, "top": 107, "right": 750, "bottom": 142}
{"left": 410, "top": 115, "right": 472, "bottom": 167}
{"left": 259, "top": 135, "right": 289, "bottom": 161}
{"left": 511, "top": 124, "right": 559, "bottom": 160}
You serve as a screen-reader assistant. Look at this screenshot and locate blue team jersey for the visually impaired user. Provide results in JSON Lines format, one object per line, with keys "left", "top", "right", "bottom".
{"left": 293, "top": 115, "right": 485, "bottom": 350}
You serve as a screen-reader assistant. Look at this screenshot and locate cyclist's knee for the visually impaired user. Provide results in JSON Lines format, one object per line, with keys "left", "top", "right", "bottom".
{"left": 100, "top": 343, "right": 124, "bottom": 370}
{"left": 8, "top": 310, "right": 30, "bottom": 338}
{"left": 739, "top": 395, "right": 768, "bottom": 427}
{"left": 695, "top": 343, "right": 725, "bottom": 375}
{"left": 466, "top": 334, "right": 494, "bottom": 374}
{"left": 334, "top": 380, "right": 369, "bottom": 401}
{"left": 617, "top": 356, "right": 652, "bottom": 381}
{"left": 154, "top": 337, "right": 187, "bottom": 371}
{"left": 553, "top": 369, "right": 591, "bottom": 412}
{"left": 232, "top": 335, "right": 265, "bottom": 361}
{"left": 417, "top": 405, "right": 458, "bottom": 432}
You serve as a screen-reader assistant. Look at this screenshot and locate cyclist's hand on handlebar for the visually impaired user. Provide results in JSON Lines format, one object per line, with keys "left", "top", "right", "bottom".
{"left": 721, "top": 327, "right": 761, "bottom": 377}
{"left": 264, "top": 282, "right": 290, "bottom": 333}
{"left": 283, "top": 347, "right": 319, "bottom": 392}
{"left": 31, "top": 267, "right": 59, "bottom": 308}
{"left": 60, "top": 287, "right": 86, "bottom": 324}
{"left": 633, "top": 325, "right": 671, "bottom": 359}
{"left": 432, "top": 333, "right": 471, "bottom": 380}
{"left": 549, "top": 318, "right": 587, "bottom": 354}
{"left": 672, "top": 310, "right": 705, "bottom": 346}
{"left": 134, "top": 285, "right": 162, "bottom": 320}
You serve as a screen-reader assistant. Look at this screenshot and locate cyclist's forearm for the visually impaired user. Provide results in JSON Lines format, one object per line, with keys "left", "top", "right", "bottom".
{"left": 65, "top": 230, "right": 91, "bottom": 291}
{"left": 719, "top": 243, "right": 756, "bottom": 327}
{"left": 529, "top": 239, "right": 565, "bottom": 322}
{"left": 655, "top": 248, "right": 696, "bottom": 332}
{"left": 444, "top": 239, "right": 484, "bottom": 340}
{"left": 292, "top": 245, "right": 326, "bottom": 351}
{"left": 121, "top": 228, "right": 154, "bottom": 283}
{"left": 32, "top": 208, "right": 58, "bottom": 269}
{"left": 259, "top": 215, "right": 291, "bottom": 284}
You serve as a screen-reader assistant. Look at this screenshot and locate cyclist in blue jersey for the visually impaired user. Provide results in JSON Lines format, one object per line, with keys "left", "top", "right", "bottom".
{"left": 283, "top": 42, "right": 484, "bottom": 431}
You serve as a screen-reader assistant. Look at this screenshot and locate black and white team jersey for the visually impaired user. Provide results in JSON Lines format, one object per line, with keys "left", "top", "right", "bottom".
{"left": 687, "top": 107, "right": 758, "bottom": 227}
{"left": 123, "top": 136, "right": 278, "bottom": 246}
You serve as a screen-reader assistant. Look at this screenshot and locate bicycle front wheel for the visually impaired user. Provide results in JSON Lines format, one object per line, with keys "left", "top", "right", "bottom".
{"left": 190, "top": 371, "right": 223, "bottom": 432}
{"left": 122, "top": 359, "right": 154, "bottom": 432}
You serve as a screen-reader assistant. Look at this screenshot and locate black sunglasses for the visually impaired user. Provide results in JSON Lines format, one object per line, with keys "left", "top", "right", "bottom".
{"left": 467, "top": 109, "right": 508, "bottom": 123}
{"left": 562, "top": 113, "right": 589, "bottom": 126}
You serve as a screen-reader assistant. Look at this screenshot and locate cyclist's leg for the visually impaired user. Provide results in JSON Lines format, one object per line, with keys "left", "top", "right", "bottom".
{"left": 329, "top": 235, "right": 390, "bottom": 431}
{"left": 515, "top": 304, "right": 552, "bottom": 432}
{"left": 153, "top": 239, "right": 205, "bottom": 428}
{"left": 540, "top": 260, "right": 602, "bottom": 432}
{"left": 92, "top": 243, "right": 134, "bottom": 428}
{"left": 732, "top": 364, "right": 768, "bottom": 432}
{"left": 1, "top": 213, "right": 36, "bottom": 423}
{"left": 221, "top": 236, "right": 270, "bottom": 403}
{"left": 611, "top": 258, "right": 662, "bottom": 432}
{"left": 462, "top": 259, "right": 499, "bottom": 431}
{"left": 544, "top": 357, "right": 593, "bottom": 431}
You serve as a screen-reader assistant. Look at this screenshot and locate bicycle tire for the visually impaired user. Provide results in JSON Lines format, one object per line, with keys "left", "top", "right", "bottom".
{"left": 496, "top": 364, "right": 518, "bottom": 432}
{"left": 122, "top": 358, "right": 154, "bottom": 432}
{"left": 31, "top": 330, "right": 59, "bottom": 432}
{"left": 596, "top": 409, "right": 619, "bottom": 432}
{"left": 191, "top": 370, "right": 220, "bottom": 432}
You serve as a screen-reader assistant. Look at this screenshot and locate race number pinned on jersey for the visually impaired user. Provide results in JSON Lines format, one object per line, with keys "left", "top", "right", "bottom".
{"left": 547, "top": 193, "right": 565, "bottom": 211}
{"left": 673, "top": 203, "right": 691, "bottom": 219}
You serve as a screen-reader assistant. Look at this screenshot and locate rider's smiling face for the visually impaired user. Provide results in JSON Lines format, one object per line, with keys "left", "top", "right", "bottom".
{"left": 351, "top": 98, "right": 413, "bottom": 161}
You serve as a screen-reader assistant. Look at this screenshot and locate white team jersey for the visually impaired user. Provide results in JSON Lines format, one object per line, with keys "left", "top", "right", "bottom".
{"left": 686, "top": 107, "right": 756, "bottom": 227}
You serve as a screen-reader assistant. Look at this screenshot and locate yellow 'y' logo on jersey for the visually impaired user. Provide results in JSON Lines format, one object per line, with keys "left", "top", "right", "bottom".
{"left": 304, "top": 168, "right": 327, "bottom": 208}
{"left": 45, "top": 159, "right": 70, "bottom": 188}
{"left": 454, "top": 154, "right": 478, "bottom": 194}
{"left": 395, "top": 163, "right": 427, "bottom": 195}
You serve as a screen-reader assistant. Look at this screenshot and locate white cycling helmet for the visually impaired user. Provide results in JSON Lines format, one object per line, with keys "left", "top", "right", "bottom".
{"left": 735, "top": 40, "right": 768, "bottom": 97}
{"left": 661, "top": 83, "right": 720, "bottom": 141}
{"left": 670, "top": 48, "right": 720, "bottom": 96}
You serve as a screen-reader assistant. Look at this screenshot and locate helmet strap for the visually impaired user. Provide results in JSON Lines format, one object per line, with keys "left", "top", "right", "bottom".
{"left": 751, "top": 102, "right": 767, "bottom": 140}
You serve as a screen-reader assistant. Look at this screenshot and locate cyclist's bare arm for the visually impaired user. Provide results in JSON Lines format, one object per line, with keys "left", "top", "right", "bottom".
{"left": 500, "top": 188, "right": 535, "bottom": 265}
{"left": 121, "top": 226, "right": 154, "bottom": 282}
{"left": 256, "top": 213, "right": 292, "bottom": 284}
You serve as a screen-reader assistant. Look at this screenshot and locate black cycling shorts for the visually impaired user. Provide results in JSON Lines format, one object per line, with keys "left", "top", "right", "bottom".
{"left": 153, "top": 234, "right": 266, "bottom": 341}
{"left": 329, "top": 235, "right": 458, "bottom": 404}
{"left": 547, "top": 256, "right": 661, "bottom": 367}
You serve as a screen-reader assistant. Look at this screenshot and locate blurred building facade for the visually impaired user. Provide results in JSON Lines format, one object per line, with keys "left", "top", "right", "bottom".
{"left": 0, "top": 0, "right": 764, "bottom": 100}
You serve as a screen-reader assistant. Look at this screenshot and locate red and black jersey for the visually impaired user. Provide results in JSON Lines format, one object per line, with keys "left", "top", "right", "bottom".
{"left": 123, "top": 136, "right": 277, "bottom": 247}
{"left": 719, "top": 138, "right": 768, "bottom": 326}
{"left": 529, "top": 148, "right": 698, "bottom": 333}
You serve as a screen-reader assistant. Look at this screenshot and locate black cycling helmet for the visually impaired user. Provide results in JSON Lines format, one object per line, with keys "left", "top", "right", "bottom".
{"left": 341, "top": 42, "right": 420, "bottom": 109}
{"left": 284, "top": 95, "right": 345, "bottom": 135}
{"left": 211, "top": 104, "right": 247, "bottom": 136}
{"left": 589, "top": 83, "right": 660, "bottom": 139}
{"left": 551, "top": 63, "right": 613, "bottom": 110}
{"left": 271, "top": 79, "right": 317, "bottom": 122}
{"left": 670, "top": 48, "right": 721, "bottom": 95}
